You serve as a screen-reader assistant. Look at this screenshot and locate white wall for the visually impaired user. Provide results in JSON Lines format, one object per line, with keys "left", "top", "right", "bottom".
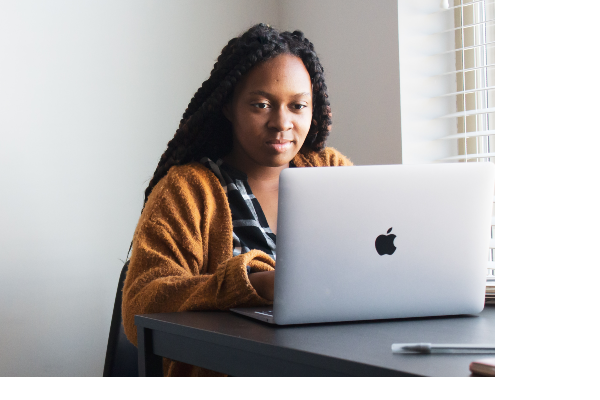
{"left": 0, "top": 0, "right": 402, "bottom": 376}
{"left": 0, "top": 0, "right": 280, "bottom": 377}
{"left": 279, "top": 0, "right": 402, "bottom": 166}
{"left": 397, "top": 0, "right": 458, "bottom": 164}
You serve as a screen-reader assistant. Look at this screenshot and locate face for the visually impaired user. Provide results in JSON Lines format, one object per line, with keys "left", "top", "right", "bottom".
{"left": 223, "top": 54, "right": 313, "bottom": 169}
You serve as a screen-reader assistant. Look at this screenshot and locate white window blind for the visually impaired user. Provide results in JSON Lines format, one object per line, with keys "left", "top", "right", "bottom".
{"left": 398, "top": 0, "right": 495, "bottom": 278}
{"left": 441, "top": 1, "right": 495, "bottom": 278}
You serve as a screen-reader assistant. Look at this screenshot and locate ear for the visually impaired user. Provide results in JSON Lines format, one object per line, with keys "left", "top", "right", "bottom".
{"left": 222, "top": 103, "right": 232, "bottom": 122}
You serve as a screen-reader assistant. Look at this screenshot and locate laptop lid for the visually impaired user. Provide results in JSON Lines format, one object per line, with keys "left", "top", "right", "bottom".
{"left": 272, "top": 162, "right": 494, "bottom": 325}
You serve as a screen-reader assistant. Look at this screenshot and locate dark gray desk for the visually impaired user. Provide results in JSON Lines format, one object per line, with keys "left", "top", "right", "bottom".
{"left": 135, "top": 305, "right": 494, "bottom": 377}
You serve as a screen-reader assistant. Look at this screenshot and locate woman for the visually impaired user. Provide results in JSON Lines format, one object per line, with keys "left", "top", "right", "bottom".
{"left": 122, "top": 23, "right": 352, "bottom": 377}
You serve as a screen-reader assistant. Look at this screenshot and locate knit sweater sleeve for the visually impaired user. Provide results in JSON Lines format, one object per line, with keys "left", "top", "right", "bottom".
{"left": 121, "top": 164, "right": 273, "bottom": 346}
{"left": 293, "top": 147, "right": 354, "bottom": 167}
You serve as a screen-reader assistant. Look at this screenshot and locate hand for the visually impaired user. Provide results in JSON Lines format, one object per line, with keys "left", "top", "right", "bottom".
{"left": 248, "top": 270, "right": 275, "bottom": 301}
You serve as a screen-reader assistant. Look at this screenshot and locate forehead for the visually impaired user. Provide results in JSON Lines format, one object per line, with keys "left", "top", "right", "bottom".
{"left": 235, "top": 54, "right": 312, "bottom": 96}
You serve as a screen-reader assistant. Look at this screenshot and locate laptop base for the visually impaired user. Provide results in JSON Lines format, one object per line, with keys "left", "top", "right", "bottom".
{"left": 230, "top": 306, "right": 274, "bottom": 324}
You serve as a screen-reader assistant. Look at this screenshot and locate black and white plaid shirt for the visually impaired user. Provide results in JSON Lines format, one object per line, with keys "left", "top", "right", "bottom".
{"left": 201, "top": 157, "right": 286, "bottom": 274}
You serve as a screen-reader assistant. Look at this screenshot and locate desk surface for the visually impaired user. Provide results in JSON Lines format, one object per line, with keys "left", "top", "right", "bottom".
{"left": 135, "top": 305, "right": 494, "bottom": 376}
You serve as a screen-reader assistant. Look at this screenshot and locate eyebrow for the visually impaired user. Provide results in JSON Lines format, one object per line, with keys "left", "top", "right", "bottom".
{"left": 248, "top": 90, "right": 311, "bottom": 98}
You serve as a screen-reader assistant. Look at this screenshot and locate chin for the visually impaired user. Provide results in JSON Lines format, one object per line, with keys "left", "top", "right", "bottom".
{"left": 264, "top": 156, "right": 294, "bottom": 167}
{"left": 260, "top": 151, "right": 297, "bottom": 167}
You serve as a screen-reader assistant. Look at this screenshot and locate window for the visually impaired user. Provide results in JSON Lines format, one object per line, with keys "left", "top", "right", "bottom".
{"left": 397, "top": 0, "right": 495, "bottom": 278}
{"left": 450, "top": 0, "right": 495, "bottom": 278}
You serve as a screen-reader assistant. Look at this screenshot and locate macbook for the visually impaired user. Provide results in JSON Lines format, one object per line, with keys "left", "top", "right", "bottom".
{"left": 230, "top": 162, "right": 495, "bottom": 324}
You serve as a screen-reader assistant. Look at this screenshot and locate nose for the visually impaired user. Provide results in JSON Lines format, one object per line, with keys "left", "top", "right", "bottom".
{"left": 267, "top": 106, "right": 294, "bottom": 132}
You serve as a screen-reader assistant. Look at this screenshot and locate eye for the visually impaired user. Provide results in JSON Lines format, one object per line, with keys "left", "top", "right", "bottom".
{"left": 252, "top": 102, "right": 269, "bottom": 109}
{"left": 293, "top": 104, "right": 307, "bottom": 110}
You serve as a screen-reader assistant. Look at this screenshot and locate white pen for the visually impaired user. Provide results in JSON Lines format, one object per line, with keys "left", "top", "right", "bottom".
{"left": 391, "top": 343, "right": 495, "bottom": 354}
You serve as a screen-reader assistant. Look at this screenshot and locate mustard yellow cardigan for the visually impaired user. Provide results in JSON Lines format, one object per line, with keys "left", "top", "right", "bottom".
{"left": 122, "top": 147, "right": 352, "bottom": 376}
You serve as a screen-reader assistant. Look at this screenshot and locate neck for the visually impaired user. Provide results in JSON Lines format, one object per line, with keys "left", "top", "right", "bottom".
{"left": 223, "top": 150, "right": 290, "bottom": 183}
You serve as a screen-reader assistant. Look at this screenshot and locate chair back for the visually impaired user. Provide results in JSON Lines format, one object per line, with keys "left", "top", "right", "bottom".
{"left": 103, "top": 260, "right": 139, "bottom": 377}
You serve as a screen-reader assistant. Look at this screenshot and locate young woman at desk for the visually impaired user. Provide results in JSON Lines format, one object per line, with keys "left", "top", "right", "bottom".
{"left": 122, "top": 24, "right": 352, "bottom": 377}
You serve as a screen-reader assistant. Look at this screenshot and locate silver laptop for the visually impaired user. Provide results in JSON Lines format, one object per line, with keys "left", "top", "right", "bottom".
{"left": 230, "top": 162, "right": 495, "bottom": 325}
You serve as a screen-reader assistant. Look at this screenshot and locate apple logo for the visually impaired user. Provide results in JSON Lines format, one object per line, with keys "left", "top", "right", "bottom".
{"left": 375, "top": 227, "right": 397, "bottom": 255}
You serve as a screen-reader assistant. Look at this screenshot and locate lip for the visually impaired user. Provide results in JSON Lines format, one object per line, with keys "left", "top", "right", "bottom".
{"left": 266, "top": 139, "right": 294, "bottom": 153}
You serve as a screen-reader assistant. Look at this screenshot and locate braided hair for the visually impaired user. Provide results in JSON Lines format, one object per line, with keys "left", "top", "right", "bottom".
{"left": 142, "top": 23, "right": 332, "bottom": 210}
